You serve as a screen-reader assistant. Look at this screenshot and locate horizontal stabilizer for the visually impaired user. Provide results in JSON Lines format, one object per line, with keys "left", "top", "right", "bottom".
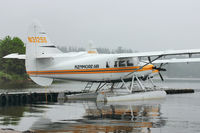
{"left": 30, "top": 76, "right": 53, "bottom": 86}
{"left": 3, "top": 53, "right": 26, "bottom": 59}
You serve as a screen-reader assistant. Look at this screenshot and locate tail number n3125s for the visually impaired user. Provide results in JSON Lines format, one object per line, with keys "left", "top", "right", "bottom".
{"left": 28, "top": 37, "right": 47, "bottom": 43}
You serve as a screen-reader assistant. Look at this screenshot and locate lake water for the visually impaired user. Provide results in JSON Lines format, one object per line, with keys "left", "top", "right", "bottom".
{"left": 0, "top": 79, "right": 200, "bottom": 133}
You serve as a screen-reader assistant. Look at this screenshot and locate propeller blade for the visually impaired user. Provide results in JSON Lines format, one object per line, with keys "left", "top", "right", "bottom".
{"left": 158, "top": 72, "right": 164, "bottom": 81}
{"left": 159, "top": 68, "right": 167, "bottom": 71}
{"left": 159, "top": 63, "right": 163, "bottom": 68}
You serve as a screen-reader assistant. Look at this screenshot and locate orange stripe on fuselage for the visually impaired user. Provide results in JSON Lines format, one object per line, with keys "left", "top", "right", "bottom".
{"left": 27, "top": 65, "right": 154, "bottom": 75}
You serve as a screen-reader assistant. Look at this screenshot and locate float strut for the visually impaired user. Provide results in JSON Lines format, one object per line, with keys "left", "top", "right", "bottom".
{"left": 135, "top": 76, "right": 146, "bottom": 91}
{"left": 148, "top": 76, "right": 156, "bottom": 89}
{"left": 121, "top": 78, "right": 132, "bottom": 93}
{"left": 95, "top": 82, "right": 107, "bottom": 92}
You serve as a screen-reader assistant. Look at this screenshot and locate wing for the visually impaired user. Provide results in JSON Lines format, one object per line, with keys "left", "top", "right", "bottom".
{"left": 3, "top": 53, "right": 26, "bottom": 59}
{"left": 153, "top": 58, "right": 200, "bottom": 64}
{"left": 117, "top": 49, "right": 200, "bottom": 59}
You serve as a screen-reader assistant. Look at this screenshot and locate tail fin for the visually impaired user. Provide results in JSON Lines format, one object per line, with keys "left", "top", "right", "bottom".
{"left": 87, "top": 40, "right": 98, "bottom": 54}
{"left": 26, "top": 21, "right": 62, "bottom": 86}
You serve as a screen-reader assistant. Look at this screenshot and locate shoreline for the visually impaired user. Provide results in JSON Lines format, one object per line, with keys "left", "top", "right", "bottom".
{"left": 0, "top": 129, "right": 34, "bottom": 133}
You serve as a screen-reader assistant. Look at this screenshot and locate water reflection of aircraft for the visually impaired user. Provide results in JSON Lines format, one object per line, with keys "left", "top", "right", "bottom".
{"left": 4, "top": 22, "right": 200, "bottom": 101}
{"left": 31, "top": 101, "right": 166, "bottom": 133}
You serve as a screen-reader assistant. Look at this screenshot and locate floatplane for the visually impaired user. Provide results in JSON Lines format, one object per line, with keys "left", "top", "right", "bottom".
{"left": 4, "top": 22, "right": 200, "bottom": 102}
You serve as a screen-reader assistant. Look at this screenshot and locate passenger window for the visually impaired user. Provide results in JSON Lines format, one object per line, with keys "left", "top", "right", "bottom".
{"left": 127, "top": 60, "right": 133, "bottom": 66}
{"left": 114, "top": 61, "right": 118, "bottom": 67}
{"left": 119, "top": 60, "right": 126, "bottom": 67}
{"left": 106, "top": 62, "right": 109, "bottom": 68}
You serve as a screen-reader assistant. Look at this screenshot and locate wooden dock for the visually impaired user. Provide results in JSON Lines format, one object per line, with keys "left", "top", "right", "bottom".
{"left": 0, "top": 91, "right": 82, "bottom": 106}
{"left": 0, "top": 88, "right": 195, "bottom": 106}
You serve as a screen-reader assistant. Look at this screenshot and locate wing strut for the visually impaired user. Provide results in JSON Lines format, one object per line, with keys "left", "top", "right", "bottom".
{"left": 141, "top": 55, "right": 163, "bottom": 68}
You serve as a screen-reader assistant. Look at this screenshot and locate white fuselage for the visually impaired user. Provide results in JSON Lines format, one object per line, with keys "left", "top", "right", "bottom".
{"left": 27, "top": 53, "right": 154, "bottom": 82}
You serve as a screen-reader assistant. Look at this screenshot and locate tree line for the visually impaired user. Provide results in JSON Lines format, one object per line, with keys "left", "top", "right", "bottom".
{"left": 57, "top": 46, "right": 134, "bottom": 54}
{"left": 0, "top": 36, "right": 26, "bottom": 82}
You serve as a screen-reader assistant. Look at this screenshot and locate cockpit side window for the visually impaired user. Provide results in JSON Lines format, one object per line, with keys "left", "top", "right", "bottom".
{"left": 127, "top": 60, "right": 134, "bottom": 66}
{"left": 114, "top": 59, "right": 133, "bottom": 67}
{"left": 119, "top": 60, "right": 126, "bottom": 67}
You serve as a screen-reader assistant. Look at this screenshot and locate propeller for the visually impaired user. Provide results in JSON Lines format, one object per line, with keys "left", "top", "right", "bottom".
{"left": 152, "top": 63, "right": 166, "bottom": 81}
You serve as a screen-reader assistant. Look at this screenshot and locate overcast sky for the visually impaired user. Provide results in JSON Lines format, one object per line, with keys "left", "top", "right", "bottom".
{"left": 0, "top": 0, "right": 200, "bottom": 51}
